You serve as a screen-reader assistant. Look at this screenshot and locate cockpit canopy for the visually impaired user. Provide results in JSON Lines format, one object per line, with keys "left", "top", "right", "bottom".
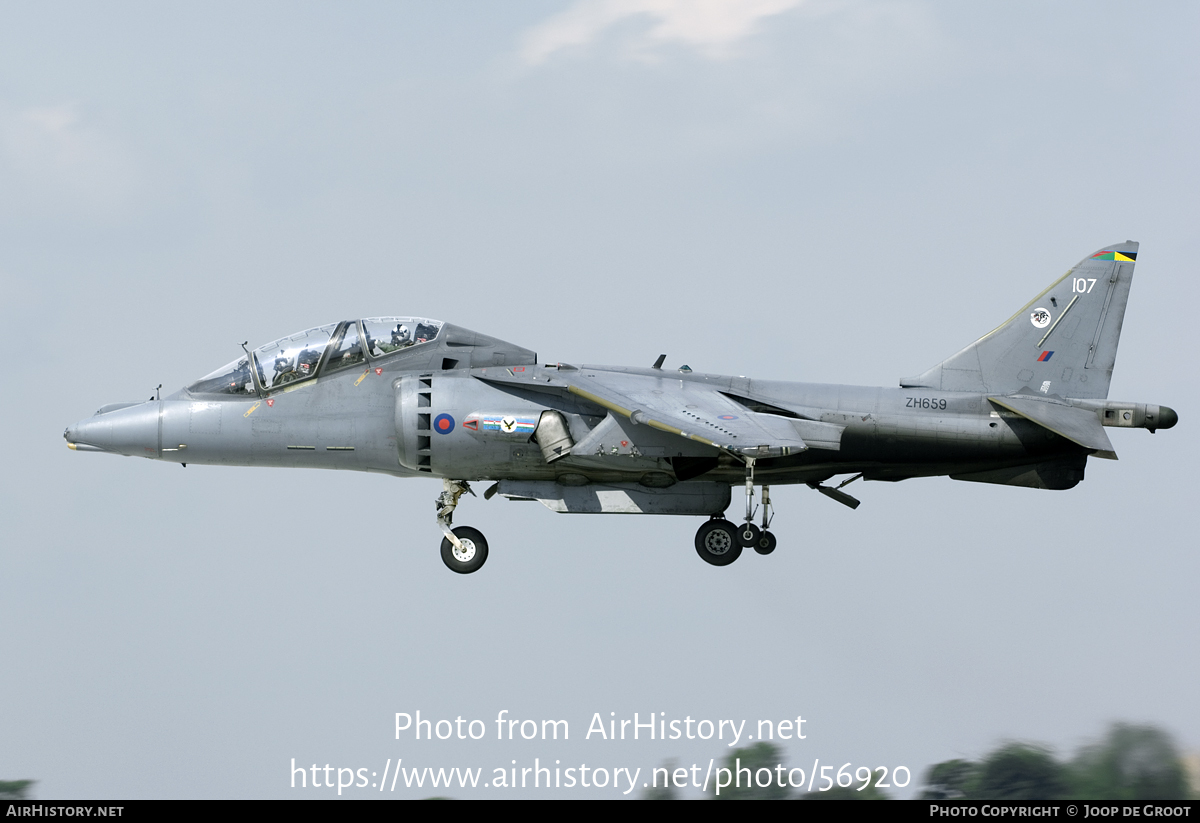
{"left": 187, "top": 318, "right": 444, "bottom": 396}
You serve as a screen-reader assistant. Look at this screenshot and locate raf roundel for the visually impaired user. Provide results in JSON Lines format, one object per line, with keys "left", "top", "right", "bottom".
{"left": 434, "top": 413, "right": 455, "bottom": 434}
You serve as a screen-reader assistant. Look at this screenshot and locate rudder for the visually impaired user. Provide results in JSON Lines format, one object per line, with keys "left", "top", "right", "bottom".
{"left": 900, "top": 241, "right": 1138, "bottom": 399}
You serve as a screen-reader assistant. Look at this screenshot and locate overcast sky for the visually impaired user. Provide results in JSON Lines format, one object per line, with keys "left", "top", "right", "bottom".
{"left": 2, "top": 1, "right": 1197, "bottom": 799}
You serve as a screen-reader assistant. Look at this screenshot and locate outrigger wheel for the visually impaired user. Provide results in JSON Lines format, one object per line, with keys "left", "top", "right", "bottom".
{"left": 754, "top": 530, "right": 777, "bottom": 555}
{"left": 440, "top": 526, "right": 489, "bottom": 574}
{"left": 737, "top": 522, "right": 761, "bottom": 548}
{"left": 695, "top": 518, "right": 742, "bottom": 566}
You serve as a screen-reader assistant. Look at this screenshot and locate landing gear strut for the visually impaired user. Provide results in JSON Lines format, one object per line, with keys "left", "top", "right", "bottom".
{"left": 736, "top": 457, "right": 776, "bottom": 554}
{"left": 436, "top": 479, "right": 488, "bottom": 574}
{"left": 753, "top": 485, "right": 777, "bottom": 555}
{"left": 737, "top": 458, "right": 761, "bottom": 547}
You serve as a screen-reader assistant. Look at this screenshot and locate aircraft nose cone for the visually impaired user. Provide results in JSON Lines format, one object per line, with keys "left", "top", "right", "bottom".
{"left": 1156, "top": 406, "right": 1178, "bottom": 430}
{"left": 65, "top": 402, "right": 160, "bottom": 457}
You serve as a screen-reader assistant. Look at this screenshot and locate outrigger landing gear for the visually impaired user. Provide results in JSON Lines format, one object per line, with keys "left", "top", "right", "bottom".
{"left": 753, "top": 485, "right": 777, "bottom": 555}
{"left": 436, "top": 479, "right": 488, "bottom": 574}
{"left": 736, "top": 458, "right": 778, "bottom": 554}
{"left": 736, "top": 457, "right": 760, "bottom": 548}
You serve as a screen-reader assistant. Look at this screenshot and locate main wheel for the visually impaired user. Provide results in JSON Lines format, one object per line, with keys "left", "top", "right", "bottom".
{"left": 695, "top": 519, "right": 742, "bottom": 566}
{"left": 440, "top": 526, "right": 489, "bottom": 574}
{"left": 737, "top": 522, "right": 761, "bottom": 548}
{"left": 754, "top": 530, "right": 777, "bottom": 555}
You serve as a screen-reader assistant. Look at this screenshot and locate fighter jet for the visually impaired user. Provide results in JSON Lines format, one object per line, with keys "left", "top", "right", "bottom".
{"left": 64, "top": 242, "right": 1177, "bottom": 574}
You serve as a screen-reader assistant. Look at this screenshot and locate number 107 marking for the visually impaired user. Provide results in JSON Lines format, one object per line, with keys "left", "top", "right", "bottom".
{"left": 1073, "top": 278, "right": 1097, "bottom": 293}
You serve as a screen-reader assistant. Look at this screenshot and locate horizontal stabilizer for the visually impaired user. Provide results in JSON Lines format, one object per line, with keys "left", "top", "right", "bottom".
{"left": 989, "top": 395, "right": 1117, "bottom": 459}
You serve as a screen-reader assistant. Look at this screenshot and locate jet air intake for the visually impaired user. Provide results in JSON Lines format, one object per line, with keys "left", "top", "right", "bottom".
{"left": 534, "top": 410, "right": 573, "bottom": 463}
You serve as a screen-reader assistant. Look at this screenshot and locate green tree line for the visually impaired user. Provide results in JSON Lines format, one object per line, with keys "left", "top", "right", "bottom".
{"left": 642, "top": 723, "right": 1195, "bottom": 800}
{"left": 921, "top": 723, "right": 1192, "bottom": 801}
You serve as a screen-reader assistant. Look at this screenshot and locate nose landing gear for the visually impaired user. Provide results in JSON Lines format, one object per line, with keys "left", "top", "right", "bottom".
{"left": 435, "top": 479, "right": 488, "bottom": 574}
{"left": 440, "top": 525, "right": 489, "bottom": 574}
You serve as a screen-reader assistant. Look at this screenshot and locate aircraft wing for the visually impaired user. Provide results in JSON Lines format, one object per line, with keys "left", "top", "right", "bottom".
{"left": 989, "top": 394, "right": 1117, "bottom": 460}
{"left": 475, "top": 367, "right": 815, "bottom": 458}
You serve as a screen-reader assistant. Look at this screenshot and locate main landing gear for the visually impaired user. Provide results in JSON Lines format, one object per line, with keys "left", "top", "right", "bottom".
{"left": 435, "top": 467, "right": 862, "bottom": 572}
{"left": 694, "top": 458, "right": 777, "bottom": 566}
{"left": 694, "top": 518, "right": 741, "bottom": 566}
{"left": 436, "top": 479, "right": 488, "bottom": 574}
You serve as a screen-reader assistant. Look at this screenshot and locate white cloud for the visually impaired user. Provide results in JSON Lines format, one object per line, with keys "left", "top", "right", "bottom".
{"left": 0, "top": 102, "right": 143, "bottom": 220}
{"left": 520, "top": 0, "right": 804, "bottom": 65}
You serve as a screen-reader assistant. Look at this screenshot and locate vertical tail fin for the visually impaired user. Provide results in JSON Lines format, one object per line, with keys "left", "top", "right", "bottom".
{"left": 900, "top": 242, "right": 1138, "bottom": 399}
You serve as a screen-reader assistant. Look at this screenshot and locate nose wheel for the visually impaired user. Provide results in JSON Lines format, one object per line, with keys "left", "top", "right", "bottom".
{"left": 435, "top": 479, "right": 488, "bottom": 574}
{"left": 440, "top": 526, "right": 489, "bottom": 574}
